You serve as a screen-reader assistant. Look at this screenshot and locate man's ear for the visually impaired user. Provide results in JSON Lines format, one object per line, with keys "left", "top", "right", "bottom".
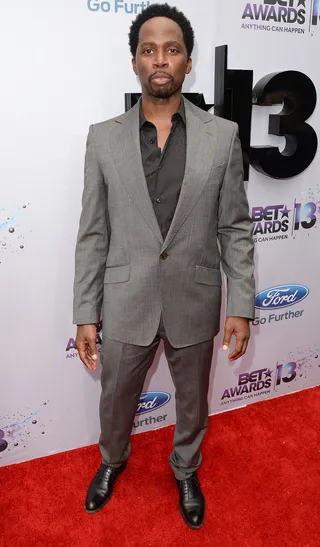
{"left": 132, "top": 57, "right": 138, "bottom": 75}
{"left": 186, "top": 57, "right": 192, "bottom": 75}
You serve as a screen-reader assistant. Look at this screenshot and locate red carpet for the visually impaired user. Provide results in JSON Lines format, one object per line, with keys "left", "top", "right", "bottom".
{"left": 1, "top": 387, "right": 320, "bottom": 547}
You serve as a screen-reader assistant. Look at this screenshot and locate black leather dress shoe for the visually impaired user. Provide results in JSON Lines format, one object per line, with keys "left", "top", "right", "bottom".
{"left": 176, "top": 472, "right": 205, "bottom": 529}
{"left": 84, "top": 462, "right": 126, "bottom": 514}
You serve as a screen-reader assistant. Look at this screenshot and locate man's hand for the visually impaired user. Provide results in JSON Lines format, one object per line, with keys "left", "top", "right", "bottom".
{"left": 76, "top": 325, "right": 98, "bottom": 370}
{"left": 222, "top": 317, "right": 250, "bottom": 361}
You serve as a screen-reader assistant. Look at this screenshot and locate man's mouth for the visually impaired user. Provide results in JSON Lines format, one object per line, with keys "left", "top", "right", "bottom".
{"left": 150, "top": 73, "right": 172, "bottom": 85}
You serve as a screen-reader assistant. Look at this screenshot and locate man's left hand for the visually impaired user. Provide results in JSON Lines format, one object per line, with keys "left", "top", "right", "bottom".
{"left": 222, "top": 317, "right": 250, "bottom": 361}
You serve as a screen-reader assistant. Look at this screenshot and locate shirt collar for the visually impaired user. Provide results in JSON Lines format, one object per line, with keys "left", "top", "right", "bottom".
{"left": 139, "top": 96, "right": 186, "bottom": 128}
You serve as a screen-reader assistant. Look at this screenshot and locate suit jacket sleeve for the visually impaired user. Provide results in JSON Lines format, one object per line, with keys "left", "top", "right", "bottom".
{"left": 218, "top": 124, "right": 255, "bottom": 320}
{"left": 73, "top": 124, "right": 109, "bottom": 325}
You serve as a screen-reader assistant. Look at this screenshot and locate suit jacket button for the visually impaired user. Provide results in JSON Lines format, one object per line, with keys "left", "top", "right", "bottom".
{"left": 160, "top": 252, "right": 168, "bottom": 260}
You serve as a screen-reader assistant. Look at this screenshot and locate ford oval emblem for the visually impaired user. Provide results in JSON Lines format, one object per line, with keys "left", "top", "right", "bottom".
{"left": 255, "top": 284, "right": 309, "bottom": 310}
{"left": 136, "top": 391, "right": 171, "bottom": 415}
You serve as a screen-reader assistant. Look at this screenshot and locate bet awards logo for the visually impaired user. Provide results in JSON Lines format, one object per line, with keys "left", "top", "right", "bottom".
{"left": 242, "top": 0, "right": 307, "bottom": 25}
{"left": 221, "top": 368, "right": 273, "bottom": 405}
{"left": 220, "top": 348, "right": 319, "bottom": 408}
{"left": 221, "top": 359, "right": 304, "bottom": 406}
{"left": 241, "top": 0, "right": 319, "bottom": 35}
{"left": 252, "top": 199, "right": 318, "bottom": 243}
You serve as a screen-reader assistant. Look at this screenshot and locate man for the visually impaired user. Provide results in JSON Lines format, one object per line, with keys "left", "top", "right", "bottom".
{"left": 73, "top": 3, "right": 255, "bottom": 530}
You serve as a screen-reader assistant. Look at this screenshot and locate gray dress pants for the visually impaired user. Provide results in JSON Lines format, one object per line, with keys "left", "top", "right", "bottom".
{"left": 98, "top": 317, "right": 214, "bottom": 480}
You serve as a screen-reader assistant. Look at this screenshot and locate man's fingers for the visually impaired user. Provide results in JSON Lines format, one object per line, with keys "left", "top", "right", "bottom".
{"left": 229, "top": 336, "right": 245, "bottom": 360}
{"left": 75, "top": 325, "right": 98, "bottom": 371}
{"left": 222, "top": 326, "right": 233, "bottom": 351}
{"left": 88, "top": 340, "right": 98, "bottom": 361}
{"left": 85, "top": 346, "right": 97, "bottom": 369}
{"left": 77, "top": 341, "right": 96, "bottom": 370}
{"left": 87, "top": 339, "right": 97, "bottom": 369}
{"left": 78, "top": 346, "right": 94, "bottom": 369}
{"left": 229, "top": 336, "right": 248, "bottom": 361}
{"left": 85, "top": 348, "right": 96, "bottom": 370}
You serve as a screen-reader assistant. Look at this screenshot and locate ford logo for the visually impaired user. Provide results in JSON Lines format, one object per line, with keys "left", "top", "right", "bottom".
{"left": 136, "top": 391, "right": 171, "bottom": 415}
{"left": 255, "top": 284, "right": 309, "bottom": 310}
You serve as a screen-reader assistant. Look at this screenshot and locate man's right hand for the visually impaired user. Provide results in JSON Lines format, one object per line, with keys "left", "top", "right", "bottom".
{"left": 76, "top": 325, "right": 98, "bottom": 370}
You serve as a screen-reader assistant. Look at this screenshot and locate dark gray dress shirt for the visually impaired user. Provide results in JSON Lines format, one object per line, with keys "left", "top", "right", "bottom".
{"left": 139, "top": 99, "right": 187, "bottom": 239}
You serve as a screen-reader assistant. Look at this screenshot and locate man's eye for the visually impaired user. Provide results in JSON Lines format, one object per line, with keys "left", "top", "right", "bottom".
{"left": 169, "top": 48, "right": 178, "bottom": 54}
{"left": 143, "top": 49, "right": 153, "bottom": 54}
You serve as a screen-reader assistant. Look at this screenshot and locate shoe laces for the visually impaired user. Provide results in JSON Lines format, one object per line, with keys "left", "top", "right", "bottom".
{"left": 97, "top": 465, "right": 113, "bottom": 480}
{"left": 182, "top": 475, "right": 200, "bottom": 498}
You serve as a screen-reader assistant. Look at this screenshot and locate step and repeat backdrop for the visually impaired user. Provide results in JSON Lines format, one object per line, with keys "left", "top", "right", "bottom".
{"left": 1, "top": 0, "right": 319, "bottom": 466}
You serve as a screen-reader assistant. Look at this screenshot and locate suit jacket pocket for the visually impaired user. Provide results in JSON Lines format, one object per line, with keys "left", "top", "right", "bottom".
{"left": 195, "top": 265, "right": 222, "bottom": 286}
{"left": 104, "top": 264, "right": 130, "bottom": 283}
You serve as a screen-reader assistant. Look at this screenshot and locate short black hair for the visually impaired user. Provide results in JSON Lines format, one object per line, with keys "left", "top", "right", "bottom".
{"left": 129, "top": 3, "right": 195, "bottom": 58}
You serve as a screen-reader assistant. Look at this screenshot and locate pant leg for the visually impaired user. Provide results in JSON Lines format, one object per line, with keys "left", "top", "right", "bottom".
{"left": 161, "top": 327, "right": 214, "bottom": 480}
{"left": 99, "top": 333, "right": 161, "bottom": 467}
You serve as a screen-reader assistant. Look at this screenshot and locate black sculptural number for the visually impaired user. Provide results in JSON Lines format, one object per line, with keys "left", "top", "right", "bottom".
{"left": 214, "top": 45, "right": 318, "bottom": 180}
{"left": 251, "top": 71, "right": 318, "bottom": 179}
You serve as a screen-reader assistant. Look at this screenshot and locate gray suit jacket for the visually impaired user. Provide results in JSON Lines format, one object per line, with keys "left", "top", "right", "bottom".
{"left": 73, "top": 98, "right": 255, "bottom": 348}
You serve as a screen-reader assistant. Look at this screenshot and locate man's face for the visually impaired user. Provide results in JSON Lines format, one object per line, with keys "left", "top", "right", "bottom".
{"left": 132, "top": 17, "right": 192, "bottom": 99}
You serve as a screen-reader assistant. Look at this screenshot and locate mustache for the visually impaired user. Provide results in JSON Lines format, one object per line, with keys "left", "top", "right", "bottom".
{"left": 149, "top": 71, "right": 173, "bottom": 81}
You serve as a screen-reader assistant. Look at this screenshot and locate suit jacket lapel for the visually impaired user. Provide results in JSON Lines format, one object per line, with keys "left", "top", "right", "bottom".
{"left": 110, "top": 101, "right": 164, "bottom": 244}
{"left": 110, "top": 98, "right": 217, "bottom": 249}
{"left": 161, "top": 99, "right": 217, "bottom": 251}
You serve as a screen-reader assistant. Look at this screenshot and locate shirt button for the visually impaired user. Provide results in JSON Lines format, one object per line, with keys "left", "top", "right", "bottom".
{"left": 160, "top": 252, "right": 168, "bottom": 260}
{"left": 156, "top": 197, "right": 162, "bottom": 203}
{"left": 150, "top": 139, "right": 155, "bottom": 144}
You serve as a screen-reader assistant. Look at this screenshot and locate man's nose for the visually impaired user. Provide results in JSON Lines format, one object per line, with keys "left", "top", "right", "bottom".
{"left": 153, "top": 52, "right": 169, "bottom": 68}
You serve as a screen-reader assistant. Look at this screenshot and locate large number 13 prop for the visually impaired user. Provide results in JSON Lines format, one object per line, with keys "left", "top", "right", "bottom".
{"left": 215, "top": 45, "right": 318, "bottom": 181}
